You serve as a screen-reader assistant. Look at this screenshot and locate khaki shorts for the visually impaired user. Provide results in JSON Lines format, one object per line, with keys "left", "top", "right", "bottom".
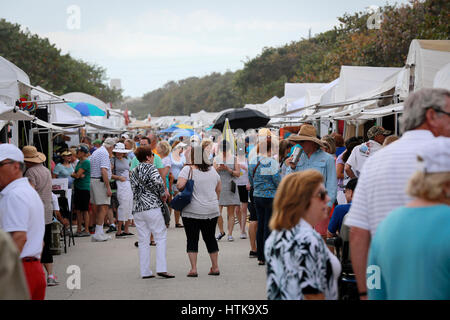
{"left": 90, "top": 179, "right": 111, "bottom": 206}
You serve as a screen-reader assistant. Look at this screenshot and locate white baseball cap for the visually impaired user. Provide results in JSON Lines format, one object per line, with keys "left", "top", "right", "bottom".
{"left": 121, "top": 134, "right": 130, "bottom": 139}
{"left": 417, "top": 137, "right": 450, "bottom": 173}
{"left": 0, "top": 143, "right": 24, "bottom": 163}
{"left": 103, "top": 137, "right": 116, "bottom": 148}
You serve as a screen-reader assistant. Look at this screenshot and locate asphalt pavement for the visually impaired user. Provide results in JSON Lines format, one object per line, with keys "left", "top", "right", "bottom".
{"left": 45, "top": 215, "right": 267, "bottom": 300}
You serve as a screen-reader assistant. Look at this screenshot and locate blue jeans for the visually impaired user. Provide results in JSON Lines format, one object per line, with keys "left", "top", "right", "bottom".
{"left": 254, "top": 197, "right": 274, "bottom": 262}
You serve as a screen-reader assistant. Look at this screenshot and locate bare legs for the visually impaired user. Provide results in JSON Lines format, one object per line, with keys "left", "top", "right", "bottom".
{"left": 187, "top": 252, "right": 219, "bottom": 275}
{"left": 249, "top": 221, "right": 257, "bottom": 253}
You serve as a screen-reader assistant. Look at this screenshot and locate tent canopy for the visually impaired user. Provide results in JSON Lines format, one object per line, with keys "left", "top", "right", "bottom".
{"left": 397, "top": 39, "right": 450, "bottom": 98}
{"left": 433, "top": 62, "right": 450, "bottom": 90}
{"left": 61, "top": 92, "right": 110, "bottom": 112}
{"left": 0, "top": 56, "right": 31, "bottom": 106}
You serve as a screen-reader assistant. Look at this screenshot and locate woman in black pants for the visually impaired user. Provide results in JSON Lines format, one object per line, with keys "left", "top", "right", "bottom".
{"left": 177, "top": 145, "right": 222, "bottom": 277}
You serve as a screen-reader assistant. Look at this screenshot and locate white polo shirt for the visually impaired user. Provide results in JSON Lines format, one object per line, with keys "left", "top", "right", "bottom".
{"left": 346, "top": 140, "right": 382, "bottom": 177}
{"left": 345, "top": 130, "right": 437, "bottom": 237}
{"left": 90, "top": 146, "right": 111, "bottom": 179}
{"left": 0, "top": 177, "right": 45, "bottom": 259}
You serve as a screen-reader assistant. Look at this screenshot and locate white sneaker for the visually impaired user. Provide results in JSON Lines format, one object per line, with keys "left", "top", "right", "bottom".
{"left": 91, "top": 234, "right": 109, "bottom": 242}
{"left": 240, "top": 233, "right": 247, "bottom": 239}
{"left": 227, "top": 235, "right": 234, "bottom": 242}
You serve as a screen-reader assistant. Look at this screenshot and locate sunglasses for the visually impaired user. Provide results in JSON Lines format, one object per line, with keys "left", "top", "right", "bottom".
{"left": 316, "top": 189, "right": 328, "bottom": 201}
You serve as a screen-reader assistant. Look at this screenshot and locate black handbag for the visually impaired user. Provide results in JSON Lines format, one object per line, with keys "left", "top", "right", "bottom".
{"left": 110, "top": 157, "right": 118, "bottom": 190}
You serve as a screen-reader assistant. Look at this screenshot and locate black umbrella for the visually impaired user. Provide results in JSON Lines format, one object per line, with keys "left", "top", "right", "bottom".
{"left": 212, "top": 108, "right": 270, "bottom": 131}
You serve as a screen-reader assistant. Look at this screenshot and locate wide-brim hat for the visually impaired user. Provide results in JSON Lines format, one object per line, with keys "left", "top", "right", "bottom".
{"left": 287, "top": 124, "right": 326, "bottom": 148}
{"left": 61, "top": 151, "right": 72, "bottom": 156}
{"left": 113, "top": 142, "right": 132, "bottom": 153}
{"left": 22, "top": 146, "right": 46, "bottom": 163}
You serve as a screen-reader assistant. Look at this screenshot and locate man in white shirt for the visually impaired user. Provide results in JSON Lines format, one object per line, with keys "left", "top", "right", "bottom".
{"left": 345, "top": 126, "right": 391, "bottom": 179}
{"left": 0, "top": 144, "right": 46, "bottom": 300}
{"left": 90, "top": 138, "right": 115, "bottom": 242}
{"left": 344, "top": 88, "right": 450, "bottom": 299}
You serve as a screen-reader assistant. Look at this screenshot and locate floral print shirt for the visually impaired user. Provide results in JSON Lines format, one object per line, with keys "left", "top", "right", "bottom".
{"left": 265, "top": 219, "right": 341, "bottom": 300}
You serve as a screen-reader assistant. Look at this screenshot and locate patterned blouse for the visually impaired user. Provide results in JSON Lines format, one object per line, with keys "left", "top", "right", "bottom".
{"left": 265, "top": 219, "right": 341, "bottom": 300}
{"left": 248, "top": 156, "right": 281, "bottom": 198}
{"left": 130, "top": 163, "right": 166, "bottom": 213}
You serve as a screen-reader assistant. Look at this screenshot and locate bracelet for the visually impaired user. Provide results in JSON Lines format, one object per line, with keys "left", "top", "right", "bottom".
{"left": 358, "top": 292, "right": 367, "bottom": 297}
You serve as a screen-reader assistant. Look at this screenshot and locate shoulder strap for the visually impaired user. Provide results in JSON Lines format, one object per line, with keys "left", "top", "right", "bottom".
{"left": 252, "top": 158, "right": 262, "bottom": 179}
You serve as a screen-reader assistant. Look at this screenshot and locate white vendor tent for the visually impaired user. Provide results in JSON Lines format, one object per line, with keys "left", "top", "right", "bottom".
{"left": 61, "top": 92, "right": 110, "bottom": 112}
{"left": 396, "top": 40, "right": 450, "bottom": 99}
{"left": 433, "top": 62, "right": 450, "bottom": 90}
{"left": 0, "top": 56, "right": 31, "bottom": 107}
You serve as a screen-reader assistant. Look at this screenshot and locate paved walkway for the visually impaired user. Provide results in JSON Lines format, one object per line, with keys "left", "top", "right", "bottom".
{"left": 46, "top": 217, "right": 267, "bottom": 300}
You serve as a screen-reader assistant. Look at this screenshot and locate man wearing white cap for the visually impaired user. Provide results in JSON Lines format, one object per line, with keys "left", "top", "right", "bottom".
{"left": 0, "top": 144, "right": 46, "bottom": 299}
{"left": 90, "top": 137, "right": 115, "bottom": 242}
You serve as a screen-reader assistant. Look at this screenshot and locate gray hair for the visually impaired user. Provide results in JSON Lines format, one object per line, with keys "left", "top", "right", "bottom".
{"left": 400, "top": 88, "right": 450, "bottom": 133}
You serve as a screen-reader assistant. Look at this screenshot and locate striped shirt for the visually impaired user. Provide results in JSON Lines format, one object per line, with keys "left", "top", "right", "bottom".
{"left": 344, "top": 130, "right": 436, "bottom": 237}
{"left": 90, "top": 146, "right": 111, "bottom": 179}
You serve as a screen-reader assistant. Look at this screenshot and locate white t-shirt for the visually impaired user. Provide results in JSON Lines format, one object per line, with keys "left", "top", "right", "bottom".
{"left": 346, "top": 140, "right": 382, "bottom": 177}
{"left": 0, "top": 178, "right": 45, "bottom": 259}
{"left": 178, "top": 166, "right": 221, "bottom": 219}
{"left": 235, "top": 160, "right": 249, "bottom": 186}
{"left": 51, "top": 193, "right": 60, "bottom": 212}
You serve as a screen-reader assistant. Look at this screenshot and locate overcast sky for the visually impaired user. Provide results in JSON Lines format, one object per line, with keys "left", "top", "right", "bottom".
{"left": 2, "top": 0, "right": 409, "bottom": 97}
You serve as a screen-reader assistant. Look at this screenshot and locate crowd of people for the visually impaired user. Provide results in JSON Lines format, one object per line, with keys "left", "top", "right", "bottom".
{"left": 0, "top": 88, "right": 448, "bottom": 300}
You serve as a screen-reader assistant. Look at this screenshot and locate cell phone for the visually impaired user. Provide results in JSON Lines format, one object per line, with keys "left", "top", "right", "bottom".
{"left": 291, "top": 146, "right": 303, "bottom": 164}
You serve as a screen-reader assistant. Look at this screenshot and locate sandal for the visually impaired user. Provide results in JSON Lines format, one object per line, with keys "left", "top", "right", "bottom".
{"left": 175, "top": 224, "right": 184, "bottom": 228}
{"left": 157, "top": 272, "right": 175, "bottom": 278}
{"left": 208, "top": 268, "right": 220, "bottom": 276}
{"left": 187, "top": 272, "right": 198, "bottom": 278}
{"left": 150, "top": 241, "right": 156, "bottom": 246}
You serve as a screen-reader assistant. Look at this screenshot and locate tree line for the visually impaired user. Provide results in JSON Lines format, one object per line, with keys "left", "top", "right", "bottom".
{"left": 1, "top": 0, "right": 448, "bottom": 119}
{"left": 0, "top": 19, "right": 123, "bottom": 105}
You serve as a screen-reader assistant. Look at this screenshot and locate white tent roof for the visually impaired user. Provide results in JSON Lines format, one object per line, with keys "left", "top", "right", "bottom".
{"left": 61, "top": 92, "right": 110, "bottom": 111}
{"left": 433, "top": 62, "right": 450, "bottom": 90}
{"left": 29, "top": 86, "right": 85, "bottom": 126}
{"left": 0, "top": 56, "right": 31, "bottom": 106}
{"left": 397, "top": 40, "right": 450, "bottom": 99}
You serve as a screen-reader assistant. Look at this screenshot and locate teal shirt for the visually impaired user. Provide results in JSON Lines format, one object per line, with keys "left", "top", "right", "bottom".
{"left": 130, "top": 154, "right": 163, "bottom": 170}
{"left": 73, "top": 159, "right": 91, "bottom": 190}
{"left": 368, "top": 205, "right": 450, "bottom": 300}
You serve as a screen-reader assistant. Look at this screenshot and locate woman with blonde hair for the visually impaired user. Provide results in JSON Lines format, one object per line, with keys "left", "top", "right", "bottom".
{"left": 248, "top": 138, "right": 281, "bottom": 265}
{"left": 368, "top": 137, "right": 450, "bottom": 300}
{"left": 265, "top": 170, "right": 341, "bottom": 300}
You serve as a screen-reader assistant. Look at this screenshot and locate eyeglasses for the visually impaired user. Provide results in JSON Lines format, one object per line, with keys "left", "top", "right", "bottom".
{"left": 316, "top": 189, "right": 328, "bottom": 201}
{"left": 431, "top": 107, "right": 450, "bottom": 117}
{"left": 0, "top": 160, "right": 15, "bottom": 167}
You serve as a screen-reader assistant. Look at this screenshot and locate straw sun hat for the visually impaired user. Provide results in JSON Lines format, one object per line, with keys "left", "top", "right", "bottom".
{"left": 22, "top": 146, "right": 46, "bottom": 164}
{"left": 287, "top": 124, "right": 326, "bottom": 148}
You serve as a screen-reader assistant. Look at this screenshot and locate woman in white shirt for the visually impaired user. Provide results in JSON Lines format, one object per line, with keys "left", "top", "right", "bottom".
{"left": 265, "top": 169, "right": 341, "bottom": 300}
{"left": 177, "top": 145, "right": 222, "bottom": 277}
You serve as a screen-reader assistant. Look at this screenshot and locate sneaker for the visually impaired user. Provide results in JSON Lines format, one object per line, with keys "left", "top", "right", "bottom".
{"left": 216, "top": 232, "right": 225, "bottom": 241}
{"left": 79, "top": 231, "right": 91, "bottom": 237}
{"left": 106, "top": 225, "right": 117, "bottom": 233}
{"left": 47, "top": 275, "right": 59, "bottom": 286}
{"left": 116, "top": 233, "right": 128, "bottom": 239}
{"left": 227, "top": 235, "right": 234, "bottom": 242}
{"left": 249, "top": 251, "right": 258, "bottom": 258}
{"left": 240, "top": 233, "right": 247, "bottom": 239}
{"left": 91, "top": 234, "right": 109, "bottom": 242}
